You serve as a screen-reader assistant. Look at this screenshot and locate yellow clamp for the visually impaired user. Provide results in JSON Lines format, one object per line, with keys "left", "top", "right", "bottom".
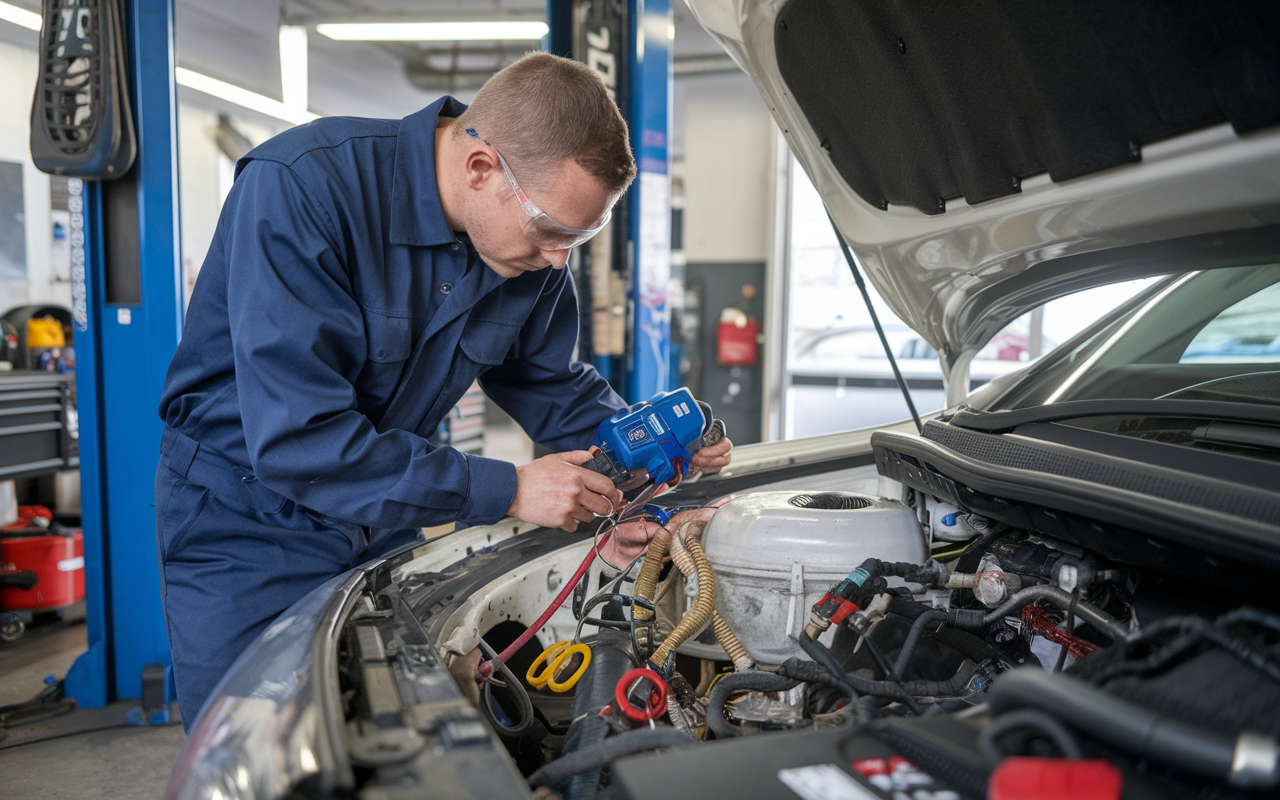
{"left": 526, "top": 641, "right": 592, "bottom": 693}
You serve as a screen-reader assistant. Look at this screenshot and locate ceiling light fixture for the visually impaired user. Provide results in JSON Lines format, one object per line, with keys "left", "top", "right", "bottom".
{"left": 278, "top": 25, "right": 308, "bottom": 113}
{"left": 0, "top": 1, "right": 41, "bottom": 31}
{"left": 315, "top": 20, "right": 549, "bottom": 42}
{"left": 176, "top": 67, "right": 317, "bottom": 126}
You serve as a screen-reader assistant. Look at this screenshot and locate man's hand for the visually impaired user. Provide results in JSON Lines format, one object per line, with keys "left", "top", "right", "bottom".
{"left": 509, "top": 451, "right": 625, "bottom": 532}
{"left": 600, "top": 518, "right": 661, "bottom": 564}
{"left": 689, "top": 436, "right": 733, "bottom": 476}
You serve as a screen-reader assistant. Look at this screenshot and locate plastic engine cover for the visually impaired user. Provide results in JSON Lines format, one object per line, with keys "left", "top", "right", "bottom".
{"left": 702, "top": 491, "right": 926, "bottom": 666}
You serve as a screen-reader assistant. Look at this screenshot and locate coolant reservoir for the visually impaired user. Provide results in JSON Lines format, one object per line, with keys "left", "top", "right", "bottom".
{"left": 701, "top": 491, "right": 926, "bottom": 666}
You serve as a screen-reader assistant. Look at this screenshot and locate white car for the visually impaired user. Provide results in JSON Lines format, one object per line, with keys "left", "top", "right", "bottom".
{"left": 166, "top": 2, "right": 1280, "bottom": 798}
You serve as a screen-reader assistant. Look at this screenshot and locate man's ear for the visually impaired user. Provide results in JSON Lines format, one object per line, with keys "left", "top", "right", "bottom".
{"left": 462, "top": 146, "right": 498, "bottom": 191}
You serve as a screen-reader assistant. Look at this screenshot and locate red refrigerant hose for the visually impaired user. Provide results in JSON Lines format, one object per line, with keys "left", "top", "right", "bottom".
{"left": 477, "top": 530, "right": 613, "bottom": 681}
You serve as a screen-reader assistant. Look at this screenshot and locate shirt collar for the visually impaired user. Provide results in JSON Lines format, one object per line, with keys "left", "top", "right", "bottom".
{"left": 390, "top": 95, "right": 470, "bottom": 247}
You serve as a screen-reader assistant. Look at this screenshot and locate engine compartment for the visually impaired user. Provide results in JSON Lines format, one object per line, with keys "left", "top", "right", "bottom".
{"left": 337, "top": 457, "right": 1280, "bottom": 800}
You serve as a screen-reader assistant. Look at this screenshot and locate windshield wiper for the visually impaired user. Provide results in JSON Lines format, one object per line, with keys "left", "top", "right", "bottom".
{"left": 948, "top": 398, "right": 1280, "bottom": 433}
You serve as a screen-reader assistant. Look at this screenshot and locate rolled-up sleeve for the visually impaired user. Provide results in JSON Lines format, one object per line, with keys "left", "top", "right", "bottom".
{"left": 224, "top": 160, "right": 516, "bottom": 529}
{"left": 479, "top": 267, "right": 627, "bottom": 452}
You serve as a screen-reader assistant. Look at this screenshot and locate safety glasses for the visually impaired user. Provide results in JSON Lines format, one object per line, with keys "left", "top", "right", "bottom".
{"left": 466, "top": 128, "right": 612, "bottom": 250}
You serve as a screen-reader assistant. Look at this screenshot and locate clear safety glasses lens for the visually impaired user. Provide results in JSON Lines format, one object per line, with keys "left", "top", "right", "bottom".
{"left": 495, "top": 151, "right": 612, "bottom": 250}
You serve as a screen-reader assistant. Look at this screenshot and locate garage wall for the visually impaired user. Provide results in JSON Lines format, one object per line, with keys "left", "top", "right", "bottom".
{"left": 175, "top": 103, "right": 277, "bottom": 302}
{"left": 678, "top": 72, "right": 776, "bottom": 263}
{"left": 675, "top": 70, "right": 781, "bottom": 442}
{"left": 177, "top": 105, "right": 225, "bottom": 300}
{"left": 0, "top": 40, "right": 60, "bottom": 312}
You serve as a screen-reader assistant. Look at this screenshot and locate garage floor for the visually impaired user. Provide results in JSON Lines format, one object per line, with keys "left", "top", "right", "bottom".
{"left": 0, "top": 615, "right": 185, "bottom": 799}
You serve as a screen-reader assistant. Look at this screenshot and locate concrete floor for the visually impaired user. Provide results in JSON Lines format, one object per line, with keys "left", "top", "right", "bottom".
{"left": 0, "top": 614, "right": 186, "bottom": 799}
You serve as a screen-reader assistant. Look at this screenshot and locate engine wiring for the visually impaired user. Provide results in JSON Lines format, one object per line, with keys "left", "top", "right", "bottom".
{"left": 461, "top": 486, "right": 1280, "bottom": 800}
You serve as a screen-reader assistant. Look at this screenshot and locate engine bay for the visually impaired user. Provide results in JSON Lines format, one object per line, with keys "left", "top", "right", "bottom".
{"left": 338, "top": 454, "right": 1280, "bottom": 800}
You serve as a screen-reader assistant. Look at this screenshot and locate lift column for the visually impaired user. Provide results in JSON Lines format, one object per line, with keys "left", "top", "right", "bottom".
{"left": 550, "top": 0, "right": 673, "bottom": 402}
{"left": 60, "top": 0, "right": 184, "bottom": 709}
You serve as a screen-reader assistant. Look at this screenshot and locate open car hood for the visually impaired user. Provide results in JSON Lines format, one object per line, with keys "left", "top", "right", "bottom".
{"left": 685, "top": 0, "right": 1280, "bottom": 378}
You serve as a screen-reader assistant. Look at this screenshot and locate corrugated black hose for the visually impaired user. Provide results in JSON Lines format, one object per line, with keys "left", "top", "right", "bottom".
{"left": 706, "top": 670, "right": 801, "bottom": 739}
{"left": 891, "top": 608, "right": 986, "bottom": 679}
{"left": 797, "top": 631, "right": 859, "bottom": 697}
{"left": 779, "top": 657, "right": 978, "bottom": 700}
{"left": 557, "top": 630, "right": 635, "bottom": 800}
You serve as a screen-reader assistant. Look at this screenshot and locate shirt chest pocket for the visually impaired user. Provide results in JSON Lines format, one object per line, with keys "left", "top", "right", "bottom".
{"left": 458, "top": 316, "right": 520, "bottom": 368}
{"left": 356, "top": 310, "right": 413, "bottom": 410}
{"left": 365, "top": 312, "right": 412, "bottom": 363}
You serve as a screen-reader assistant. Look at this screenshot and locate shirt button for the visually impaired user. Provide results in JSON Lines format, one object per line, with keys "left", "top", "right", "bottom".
{"left": 440, "top": 283, "right": 452, "bottom": 295}
{"left": 451, "top": 243, "right": 460, "bottom": 251}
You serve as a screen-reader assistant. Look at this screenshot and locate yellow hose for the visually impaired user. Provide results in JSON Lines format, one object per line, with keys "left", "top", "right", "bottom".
{"left": 667, "top": 521, "right": 753, "bottom": 670}
{"left": 668, "top": 521, "right": 698, "bottom": 575}
{"left": 651, "top": 536, "right": 716, "bottom": 668}
{"left": 712, "top": 613, "right": 754, "bottom": 672}
{"left": 632, "top": 524, "right": 672, "bottom": 623}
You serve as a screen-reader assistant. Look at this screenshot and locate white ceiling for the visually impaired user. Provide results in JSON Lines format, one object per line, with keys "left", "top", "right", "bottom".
{"left": 174, "top": 0, "right": 728, "bottom": 125}
{"left": 0, "top": 0, "right": 731, "bottom": 134}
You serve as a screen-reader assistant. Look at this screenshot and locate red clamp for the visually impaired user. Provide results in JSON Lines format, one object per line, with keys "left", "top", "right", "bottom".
{"left": 814, "top": 592, "right": 861, "bottom": 626}
{"left": 613, "top": 668, "right": 668, "bottom": 724}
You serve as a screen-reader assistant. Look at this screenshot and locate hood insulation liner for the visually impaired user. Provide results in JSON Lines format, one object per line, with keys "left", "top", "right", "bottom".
{"left": 774, "top": 0, "right": 1280, "bottom": 215}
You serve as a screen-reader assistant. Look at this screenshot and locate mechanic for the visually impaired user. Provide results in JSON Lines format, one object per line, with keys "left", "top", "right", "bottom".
{"left": 154, "top": 53, "right": 733, "bottom": 729}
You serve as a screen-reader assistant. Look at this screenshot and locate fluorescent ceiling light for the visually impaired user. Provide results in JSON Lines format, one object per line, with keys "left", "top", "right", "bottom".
{"left": 316, "top": 21, "right": 549, "bottom": 41}
{"left": 278, "top": 25, "right": 308, "bottom": 113}
{"left": 0, "top": 1, "right": 41, "bottom": 31}
{"left": 176, "top": 67, "right": 317, "bottom": 126}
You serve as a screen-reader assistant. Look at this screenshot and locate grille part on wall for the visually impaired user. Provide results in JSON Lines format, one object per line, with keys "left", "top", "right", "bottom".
{"left": 30, "top": 0, "right": 136, "bottom": 179}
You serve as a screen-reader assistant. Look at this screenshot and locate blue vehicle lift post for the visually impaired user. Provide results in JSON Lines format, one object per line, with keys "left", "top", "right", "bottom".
{"left": 624, "top": 0, "right": 674, "bottom": 402}
{"left": 549, "top": 0, "right": 673, "bottom": 403}
{"left": 63, "top": 0, "right": 183, "bottom": 712}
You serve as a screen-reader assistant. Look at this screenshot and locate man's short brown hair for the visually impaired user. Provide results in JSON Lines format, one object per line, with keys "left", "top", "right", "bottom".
{"left": 454, "top": 52, "right": 636, "bottom": 195}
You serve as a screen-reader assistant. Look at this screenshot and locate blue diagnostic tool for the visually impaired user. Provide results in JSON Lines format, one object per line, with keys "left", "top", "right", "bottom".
{"left": 585, "top": 388, "right": 724, "bottom": 491}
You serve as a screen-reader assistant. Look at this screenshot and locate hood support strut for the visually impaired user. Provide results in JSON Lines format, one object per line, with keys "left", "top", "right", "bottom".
{"left": 828, "top": 212, "right": 922, "bottom": 433}
{"left": 942, "top": 349, "right": 976, "bottom": 410}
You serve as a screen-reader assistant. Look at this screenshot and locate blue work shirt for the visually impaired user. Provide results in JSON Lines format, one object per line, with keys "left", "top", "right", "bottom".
{"left": 159, "top": 96, "right": 625, "bottom": 531}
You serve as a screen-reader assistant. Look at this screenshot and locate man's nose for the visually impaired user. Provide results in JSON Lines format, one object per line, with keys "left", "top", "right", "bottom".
{"left": 542, "top": 247, "right": 573, "bottom": 269}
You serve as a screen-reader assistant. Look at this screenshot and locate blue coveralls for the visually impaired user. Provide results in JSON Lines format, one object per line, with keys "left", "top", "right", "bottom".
{"left": 155, "top": 96, "right": 625, "bottom": 729}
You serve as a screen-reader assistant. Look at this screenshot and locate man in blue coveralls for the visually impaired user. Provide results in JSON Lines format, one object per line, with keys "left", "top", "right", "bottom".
{"left": 155, "top": 53, "right": 733, "bottom": 728}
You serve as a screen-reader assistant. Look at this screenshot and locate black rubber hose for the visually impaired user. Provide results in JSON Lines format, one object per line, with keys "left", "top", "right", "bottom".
{"left": 892, "top": 609, "right": 947, "bottom": 679}
{"left": 779, "top": 658, "right": 978, "bottom": 700}
{"left": 982, "top": 585, "right": 1130, "bottom": 641}
{"left": 978, "top": 708, "right": 1082, "bottom": 765}
{"left": 988, "top": 668, "right": 1239, "bottom": 785}
{"left": 877, "top": 561, "right": 948, "bottom": 588}
{"left": 477, "top": 638, "right": 533, "bottom": 738}
{"left": 863, "top": 636, "right": 922, "bottom": 716}
{"left": 528, "top": 728, "right": 700, "bottom": 787}
{"left": 706, "top": 670, "right": 800, "bottom": 739}
{"left": 797, "top": 632, "right": 858, "bottom": 698}
{"left": 884, "top": 595, "right": 1014, "bottom": 670}
{"left": 559, "top": 630, "right": 634, "bottom": 800}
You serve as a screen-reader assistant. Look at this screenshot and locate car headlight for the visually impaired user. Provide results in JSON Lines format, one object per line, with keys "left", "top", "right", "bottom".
{"left": 164, "top": 569, "right": 365, "bottom": 800}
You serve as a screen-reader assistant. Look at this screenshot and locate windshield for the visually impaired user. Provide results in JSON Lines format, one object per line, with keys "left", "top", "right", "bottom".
{"left": 994, "top": 264, "right": 1280, "bottom": 411}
